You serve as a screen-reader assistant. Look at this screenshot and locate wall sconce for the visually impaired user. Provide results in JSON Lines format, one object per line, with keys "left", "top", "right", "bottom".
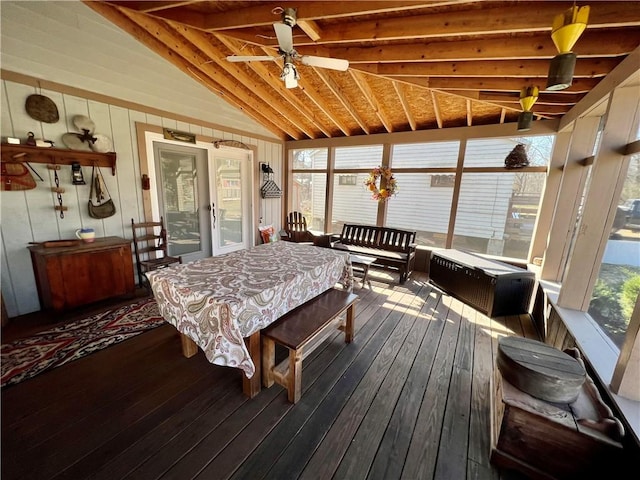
{"left": 546, "top": 5, "right": 590, "bottom": 91}
{"left": 517, "top": 86, "right": 539, "bottom": 131}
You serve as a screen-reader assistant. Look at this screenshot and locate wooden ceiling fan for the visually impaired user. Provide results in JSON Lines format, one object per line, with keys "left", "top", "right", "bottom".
{"left": 226, "top": 7, "right": 349, "bottom": 89}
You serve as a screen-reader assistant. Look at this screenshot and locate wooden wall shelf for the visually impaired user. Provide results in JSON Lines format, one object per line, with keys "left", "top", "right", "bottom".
{"left": 1, "top": 143, "right": 117, "bottom": 175}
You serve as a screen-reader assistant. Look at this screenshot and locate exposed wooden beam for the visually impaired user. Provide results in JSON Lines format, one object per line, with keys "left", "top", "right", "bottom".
{"left": 393, "top": 82, "right": 416, "bottom": 131}
{"left": 173, "top": 27, "right": 322, "bottom": 139}
{"left": 114, "top": 5, "right": 304, "bottom": 140}
{"left": 293, "top": 74, "right": 353, "bottom": 137}
{"left": 354, "top": 58, "right": 621, "bottom": 78}
{"left": 106, "top": 1, "right": 198, "bottom": 13}
{"left": 297, "top": 19, "right": 322, "bottom": 42}
{"left": 158, "top": 2, "right": 460, "bottom": 31}
{"left": 349, "top": 70, "right": 393, "bottom": 133}
{"left": 430, "top": 90, "right": 443, "bottom": 129}
{"left": 235, "top": 2, "right": 640, "bottom": 47}
{"left": 393, "top": 76, "right": 599, "bottom": 93}
{"left": 315, "top": 31, "right": 640, "bottom": 63}
{"left": 85, "top": 2, "right": 289, "bottom": 139}
{"left": 469, "top": 91, "right": 584, "bottom": 106}
{"left": 313, "top": 68, "right": 369, "bottom": 134}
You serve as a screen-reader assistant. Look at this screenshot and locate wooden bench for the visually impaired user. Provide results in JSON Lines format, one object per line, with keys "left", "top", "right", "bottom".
{"left": 331, "top": 224, "right": 417, "bottom": 283}
{"left": 261, "top": 288, "right": 358, "bottom": 403}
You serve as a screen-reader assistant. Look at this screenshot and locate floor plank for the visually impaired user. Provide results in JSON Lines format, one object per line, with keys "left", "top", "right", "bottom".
{"left": 4, "top": 271, "right": 618, "bottom": 480}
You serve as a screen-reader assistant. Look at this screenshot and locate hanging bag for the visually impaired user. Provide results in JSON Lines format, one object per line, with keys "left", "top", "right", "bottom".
{"left": 88, "top": 165, "right": 116, "bottom": 219}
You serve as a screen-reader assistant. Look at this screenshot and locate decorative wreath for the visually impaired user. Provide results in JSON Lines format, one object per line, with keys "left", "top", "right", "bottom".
{"left": 364, "top": 166, "right": 398, "bottom": 202}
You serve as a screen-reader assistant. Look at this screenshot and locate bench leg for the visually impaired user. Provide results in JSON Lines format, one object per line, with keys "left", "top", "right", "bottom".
{"left": 242, "top": 332, "right": 261, "bottom": 398}
{"left": 262, "top": 337, "right": 275, "bottom": 388}
{"left": 288, "top": 347, "right": 303, "bottom": 404}
{"left": 345, "top": 304, "right": 355, "bottom": 343}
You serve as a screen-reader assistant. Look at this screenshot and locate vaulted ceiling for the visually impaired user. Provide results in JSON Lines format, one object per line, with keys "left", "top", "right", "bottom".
{"left": 87, "top": 1, "right": 640, "bottom": 141}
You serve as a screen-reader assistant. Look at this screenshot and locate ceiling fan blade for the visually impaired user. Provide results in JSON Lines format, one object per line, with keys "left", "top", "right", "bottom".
{"left": 300, "top": 55, "right": 349, "bottom": 71}
{"left": 273, "top": 22, "right": 294, "bottom": 52}
{"left": 226, "top": 55, "right": 276, "bottom": 62}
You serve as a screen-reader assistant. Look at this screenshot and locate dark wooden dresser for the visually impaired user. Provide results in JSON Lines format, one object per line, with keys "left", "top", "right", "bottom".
{"left": 429, "top": 249, "right": 535, "bottom": 317}
{"left": 28, "top": 236, "right": 135, "bottom": 312}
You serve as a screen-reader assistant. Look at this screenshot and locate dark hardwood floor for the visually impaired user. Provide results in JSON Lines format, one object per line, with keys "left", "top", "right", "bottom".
{"left": 2, "top": 272, "right": 544, "bottom": 479}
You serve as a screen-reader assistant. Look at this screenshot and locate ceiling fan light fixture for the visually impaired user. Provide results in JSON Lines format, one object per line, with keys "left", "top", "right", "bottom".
{"left": 282, "top": 62, "right": 299, "bottom": 89}
{"left": 546, "top": 52, "right": 577, "bottom": 91}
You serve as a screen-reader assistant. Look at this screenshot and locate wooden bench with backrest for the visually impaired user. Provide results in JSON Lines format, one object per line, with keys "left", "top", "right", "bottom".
{"left": 331, "top": 224, "right": 417, "bottom": 283}
{"left": 261, "top": 288, "right": 358, "bottom": 403}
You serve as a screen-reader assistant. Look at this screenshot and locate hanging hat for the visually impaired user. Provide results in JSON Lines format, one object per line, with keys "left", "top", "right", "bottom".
{"left": 25, "top": 94, "right": 59, "bottom": 123}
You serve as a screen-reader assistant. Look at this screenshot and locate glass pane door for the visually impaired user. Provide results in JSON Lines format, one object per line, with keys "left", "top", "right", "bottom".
{"left": 153, "top": 142, "right": 211, "bottom": 262}
{"left": 212, "top": 148, "right": 251, "bottom": 255}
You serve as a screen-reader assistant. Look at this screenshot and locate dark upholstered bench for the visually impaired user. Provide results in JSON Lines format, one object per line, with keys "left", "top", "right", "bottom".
{"left": 261, "top": 288, "right": 358, "bottom": 403}
{"left": 331, "top": 224, "right": 417, "bottom": 283}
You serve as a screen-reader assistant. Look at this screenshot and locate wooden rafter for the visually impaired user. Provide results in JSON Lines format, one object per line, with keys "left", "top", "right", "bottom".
{"left": 89, "top": 1, "right": 640, "bottom": 140}
{"left": 393, "top": 82, "right": 416, "bottom": 131}
{"left": 354, "top": 58, "right": 620, "bottom": 78}
{"left": 349, "top": 70, "right": 393, "bottom": 133}
{"left": 430, "top": 90, "right": 443, "bottom": 129}
{"left": 214, "top": 34, "right": 332, "bottom": 138}
{"left": 313, "top": 68, "right": 369, "bottom": 134}
{"left": 117, "top": 8, "right": 306, "bottom": 139}
{"left": 224, "top": 2, "right": 640, "bottom": 47}
{"left": 85, "top": 2, "right": 289, "bottom": 139}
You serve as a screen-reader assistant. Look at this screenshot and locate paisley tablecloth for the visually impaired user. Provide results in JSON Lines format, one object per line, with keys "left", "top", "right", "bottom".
{"left": 147, "top": 241, "right": 353, "bottom": 378}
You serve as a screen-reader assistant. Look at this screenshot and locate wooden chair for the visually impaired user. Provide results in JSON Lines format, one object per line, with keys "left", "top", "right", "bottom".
{"left": 283, "top": 211, "right": 316, "bottom": 244}
{"left": 131, "top": 217, "right": 182, "bottom": 290}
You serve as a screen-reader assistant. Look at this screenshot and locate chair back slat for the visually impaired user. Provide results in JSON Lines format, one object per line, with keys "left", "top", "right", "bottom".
{"left": 131, "top": 216, "right": 181, "bottom": 291}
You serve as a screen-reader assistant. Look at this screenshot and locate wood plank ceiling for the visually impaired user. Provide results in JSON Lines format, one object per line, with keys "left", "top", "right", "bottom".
{"left": 86, "top": 1, "right": 640, "bottom": 141}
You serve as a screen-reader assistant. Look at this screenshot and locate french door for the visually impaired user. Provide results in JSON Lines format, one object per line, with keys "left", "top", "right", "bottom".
{"left": 146, "top": 133, "right": 253, "bottom": 262}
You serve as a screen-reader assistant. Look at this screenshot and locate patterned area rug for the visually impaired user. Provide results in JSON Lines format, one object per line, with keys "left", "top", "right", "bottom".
{"left": 1, "top": 298, "right": 164, "bottom": 388}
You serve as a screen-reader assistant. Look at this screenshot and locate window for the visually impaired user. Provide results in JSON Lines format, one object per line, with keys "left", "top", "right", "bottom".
{"left": 450, "top": 137, "right": 553, "bottom": 259}
{"left": 588, "top": 152, "right": 640, "bottom": 349}
{"left": 331, "top": 146, "right": 384, "bottom": 232}
{"left": 291, "top": 148, "right": 328, "bottom": 231}
{"left": 386, "top": 173, "right": 453, "bottom": 248}
{"left": 392, "top": 141, "right": 459, "bottom": 167}
{"left": 338, "top": 175, "right": 357, "bottom": 186}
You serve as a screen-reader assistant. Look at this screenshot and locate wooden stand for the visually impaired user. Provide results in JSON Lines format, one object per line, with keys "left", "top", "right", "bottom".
{"left": 490, "top": 366, "right": 624, "bottom": 479}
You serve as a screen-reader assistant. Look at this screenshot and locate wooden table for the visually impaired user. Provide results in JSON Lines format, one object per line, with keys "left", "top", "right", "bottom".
{"left": 350, "top": 254, "right": 376, "bottom": 288}
{"left": 146, "top": 241, "right": 353, "bottom": 398}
